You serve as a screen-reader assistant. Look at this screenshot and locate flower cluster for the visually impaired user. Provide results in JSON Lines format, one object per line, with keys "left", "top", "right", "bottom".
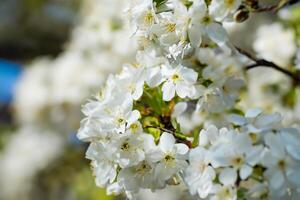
{"left": 253, "top": 23, "right": 296, "bottom": 67}
{"left": 0, "top": 127, "right": 63, "bottom": 199}
{"left": 78, "top": 0, "right": 300, "bottom": 199}
{"left": 13, "top": 0, "right": 136, "bottom": 133}
{"left": 248, "top": 13, "right": 300, "bottom": 126}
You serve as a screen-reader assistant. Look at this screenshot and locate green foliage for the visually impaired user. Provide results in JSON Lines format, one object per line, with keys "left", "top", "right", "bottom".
{"left": 281, "top": 4, "right": 300, "bottom": 37}
{"left": 24, "top": 0, "right": 47, "bottom": 11}
{"left": 251, "top": 166, "right": 264, "bottom": 181}
{"left": 192, "top": 126, "right": 201, "bottom": 147}
{"left": 148, "top": 127, "right": 162, "bottom": 142}
{"left": 153, "top": 0, "right": 167, "bottom": 7}
{"left": 135, "top": 85, "right": 167, "bottom": 116}
{"left": 143, "top": 116, "right": 162, "bottom": 141}
{"left": 282, "top": 88, "right": 298, "bottom": 108}
{"left": 110, "top": 18, "right": 123, "bottom": 31}
{"left": 229, "top": 108, "right": 245, "bottom": 116}
{"left": 134, "top": 85, "right": 190, "bottom": 142}
{"left": 0, "top": 125, "right": 15, "bottom": 151}
{"left": 73, "top": 168, "right": 114, "bottom": 200}
{"left": 237, "top": 187, "right": 248, "bottom": 200}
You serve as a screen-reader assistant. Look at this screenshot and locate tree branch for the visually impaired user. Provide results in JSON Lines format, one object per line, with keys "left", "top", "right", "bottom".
{"left": 252, "top": 0, "right": 291, "bottom": 13}
{"left": 235, "top": 46, "right": 300, "bottom": 85}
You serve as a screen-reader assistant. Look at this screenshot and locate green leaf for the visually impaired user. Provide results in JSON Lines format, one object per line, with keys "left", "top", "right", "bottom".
{"left": 192, "top": 127, "right": 201, "bottom": 147}
{"left": 143, "top": 116, "right": 160, "bottom": 127}
{"left": 142, "top": 86, "right": 165, "bottom": 115}
{"left": 282, "top": 88, "right": 297, "bottom": 108}
{"left": 229, "top": 108, "right": 245, "bottom": 116}
{"left": 73, "top": 168, "right": 114, "bottom": 200}
{"left": 147, "top": 127, "right": 161, "bottom": 142}
{"left": 174, "top": 131, "right": 188, "bottom": 140}
{"left": 24, "top": 0, "right": 47, "bottom": 11}
{"left": 153, "top": 0, "right": 167, "bottom": 7}
{"left": 237, "top": 187, "right": 248, "bottom": 200}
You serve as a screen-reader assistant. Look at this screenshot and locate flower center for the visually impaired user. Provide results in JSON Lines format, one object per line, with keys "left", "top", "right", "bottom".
{"left": 225, "top": 0, "right": 234, "bottom": 7}
{"left": 278, "top": 159, "right": 286, "bottom": 170}
{"left": 231, "top": 156, "right": 244, "bottom": 167}
{"left": 144, "top": 11, "right": 154, "bottom": 26}
{"left": 202, "top": 15, "right": 211, "bottom": 25}
{"left": 172, "top": 74, "right": 180, "bottom": 82}
{"left": 117, "top": 118, "right": 125, "bottom": 124}
{"left": 165, "top": 23, "right": 176, "bottom": 33}
{"left": 130, "top": 123, "right": 139, "bottom": 133}
{"left": 121, "top": 142, "right": 130, "bottom": 151}
{"left": 164, "top": 154, "right": 175, "bottom": 163}
{"left": 249, "top": 133, "right": 258, "bottom": 143}
{"left": 136, "top": 161, "right": 152, "bottom": 174}
{"left": 198, "top": 162, "right": 206, "bottom": 173}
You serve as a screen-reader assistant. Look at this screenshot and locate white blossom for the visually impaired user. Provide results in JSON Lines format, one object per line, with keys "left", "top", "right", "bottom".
{"left": 162, "top": 64, "right": 198, "bottom": 101}
{"left": 253, "top": 23, "right": 296, "bottom": 67}
{"left": 148, "top": 132, "right": 189, "bottom": 187}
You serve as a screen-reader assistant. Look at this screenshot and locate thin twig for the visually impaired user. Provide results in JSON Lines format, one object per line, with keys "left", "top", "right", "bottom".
{"left": 235, "top": 46, "right": 300, "bottom": 85}
{"left": 145, "top": 125, "right": 190, "bottom": 143}
{"left": 146, "top": 125, "right": 175, "bottom": 134}
{"left": 252, "top": 0, "right": 291, "bottom": 13}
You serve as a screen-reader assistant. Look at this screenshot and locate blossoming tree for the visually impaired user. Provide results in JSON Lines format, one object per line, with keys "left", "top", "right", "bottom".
{"left": 78, "top": 0, "right": 300, "bottom": 199}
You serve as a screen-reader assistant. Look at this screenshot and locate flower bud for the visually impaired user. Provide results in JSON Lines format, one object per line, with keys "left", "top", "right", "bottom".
{"left": 234, "top": 8, "right": 250, "bottom": 23}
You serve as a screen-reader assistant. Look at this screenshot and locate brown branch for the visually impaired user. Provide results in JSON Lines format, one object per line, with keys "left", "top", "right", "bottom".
{"left": 145, "top": 125, "right": 190, "bottom": 143}
{"left": 252, "top": 0, "right": 291, "bottom": 13}
{"left": 235, "top": 46, "right": 300, "bottom": 85}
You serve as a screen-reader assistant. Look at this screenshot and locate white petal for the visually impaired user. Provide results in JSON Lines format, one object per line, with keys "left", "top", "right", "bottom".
{"left": 246, "top": 145, "right": 264, "bottom": 165}
{"left": 162, "top": 81, "right": 175, "bottom": 101}
{"left": 255, "top": 113, "right": 282, "bottom": 128}
{"left": 265, "top": 133, "right": 285, "bottom": 158}
{"left": 206, "top": 125, "right": 220, "bottom": 144}
{"left": 175, "top": 143, "right": 189, "bottom": 155}
{"left": 269, "top": 170, "right": 285, "bottom": 190}
{"left": 189, "top": 1, "right": 207, "bottom": 19}
{"left": 219, "top": 168, "right": 237, "bottom": 186}
{"left": 210, "top": 1, "right": 228, "bottom": 21}
{"left": 159, "top": 132, "right": 175, "bottom": 153}
{"left": 188, "top": 24, "right": 203, "bottom": 48}
{"left": 205, "top": 22, "right": 228, "bottom": 45}
{"left": 179, "top": 66, "right": 198, "bottom": 83}
{"left": 287, "top": 166, "right": 300, "bottom": 185}
{"left": 227, "top": 114, "right": 247, "bottom": 126}
{"left": 140, "top": 134, "right": 156, "bottom": 153}
{"left": 172, "top": 102, "right": 187, "bottom": 118}
{"left": 240, "top": 165, "right": 253, "bottom": 180}
{"left": 121, "top": 94, "right": 133, "bottom": 114}
{"left": 199, "top": 129, "right": 209, "bottom": 147}
{"left": 245, "top": 108, "right": 262, "bottom": 118}
{"left": 286, "top": 145, "right": 300, "bottom": 160}
{"left": 106, "top": 182, "right": 122, "bottom": 195}
{"left": 146, "top": 67, "right": 164, "bottom": 87}
{"left": 148, "top": 149, "right": 164, "bottom": 162}
{"left": 189, "top": 146, "right": 206, "bottom": 162}
{"left": 160, "top": 32, "right": 180, "bottom": 45}
{"left": 175, "top": 82, "right": 190, "bottom": 98}
{"left": 132, "top": 82, "right": 144, "bottom": 100}
{"left": 127, "top": 110, "right": 141, "bottom": 125}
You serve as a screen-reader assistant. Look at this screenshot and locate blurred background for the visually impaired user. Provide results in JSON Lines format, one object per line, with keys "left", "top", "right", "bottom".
{"left": 0, "top": 0, "right": 299, "bottom": 200}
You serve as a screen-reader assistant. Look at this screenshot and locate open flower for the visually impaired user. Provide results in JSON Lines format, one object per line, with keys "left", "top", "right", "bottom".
{"left": 148, "top": 132, "right": 189, "bottom": 187}
{"left": 188, "top": 0, "right": 228, "bottom": 47}
{"left": 263, "top": 133, "right": 300, "bottom": 197}
{"left": 184, "top": 147, "right": 216, "bottom": 198}
{"left": 162, "top": 64, "right": 198, "bottom": 101}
